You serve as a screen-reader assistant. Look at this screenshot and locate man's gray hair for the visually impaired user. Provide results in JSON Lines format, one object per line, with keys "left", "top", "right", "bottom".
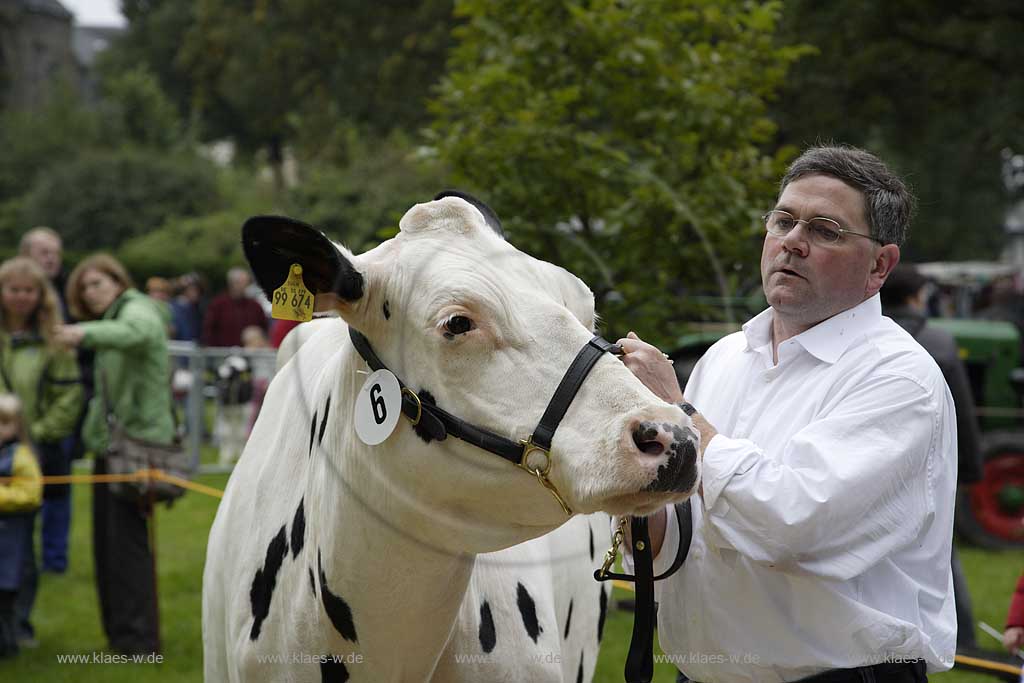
{"left": 780, "top": 145, "right": 915, "bottom": 246}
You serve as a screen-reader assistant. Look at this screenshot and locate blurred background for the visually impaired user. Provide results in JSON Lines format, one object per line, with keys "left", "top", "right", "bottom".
{"left": 2, "top": 2, "right": 1023, "bottom": 681}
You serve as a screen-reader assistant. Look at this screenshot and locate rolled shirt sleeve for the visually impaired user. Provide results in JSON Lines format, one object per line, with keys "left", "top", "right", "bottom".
{"left": 700, "top": 371, "right": 940, "bottom": 581}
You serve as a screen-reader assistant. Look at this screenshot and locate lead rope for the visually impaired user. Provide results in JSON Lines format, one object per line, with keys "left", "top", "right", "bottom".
{"left": 596, "top": 501, "right": 694, "bottom": 683}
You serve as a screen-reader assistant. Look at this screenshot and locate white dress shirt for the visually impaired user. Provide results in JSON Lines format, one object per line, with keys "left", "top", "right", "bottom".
{"left": 653, "top": 295, "right": 957, "bottom": 682}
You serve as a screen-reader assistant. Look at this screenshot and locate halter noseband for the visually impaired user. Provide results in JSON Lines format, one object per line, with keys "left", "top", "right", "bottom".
{"left": 348, "top": 327, "right": 622, "bottom": 515}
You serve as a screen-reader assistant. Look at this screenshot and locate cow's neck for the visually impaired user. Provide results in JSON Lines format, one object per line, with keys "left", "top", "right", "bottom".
{"left": 308, "top": 450, "right": 478, "bottom": 679}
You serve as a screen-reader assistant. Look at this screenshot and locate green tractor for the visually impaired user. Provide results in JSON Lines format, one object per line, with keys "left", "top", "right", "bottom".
{"left": 668, "top": 262, "right": 1024, "bottom": 550}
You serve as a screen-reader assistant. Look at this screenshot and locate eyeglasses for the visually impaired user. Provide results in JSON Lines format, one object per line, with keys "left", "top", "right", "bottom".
{"left": 762, "top": 210, "right": 882, "bottom": 246}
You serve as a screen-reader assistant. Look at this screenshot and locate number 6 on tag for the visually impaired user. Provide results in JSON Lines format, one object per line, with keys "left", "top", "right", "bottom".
{"left": 355, "top": 369, "right": 402, "bottom": 445}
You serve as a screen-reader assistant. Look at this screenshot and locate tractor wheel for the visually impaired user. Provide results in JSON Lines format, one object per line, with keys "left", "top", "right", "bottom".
{"left": 956, "top": 430, "right": 1024, "bottom": 549}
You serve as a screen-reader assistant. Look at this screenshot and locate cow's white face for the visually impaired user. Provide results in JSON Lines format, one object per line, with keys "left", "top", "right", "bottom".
{"left": 245, "top": 195, "right": 698, "bottom": 551}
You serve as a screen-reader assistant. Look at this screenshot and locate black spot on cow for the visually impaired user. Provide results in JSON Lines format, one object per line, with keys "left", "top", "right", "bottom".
{"left": 309, "top": 412, "right": 318, "bottom": 457}
{"left": 516, "top": 582, "right": 543, "bottom": 644}
{"left": 597, "top": 585, "right": 608, "bottom": 643}
{"left": 383, "top": 300, "right": 390, "bottom": 320}
{"left": 563, "top": 598, "right": 573, "bottom": 639}
{"left": 318, "top": 395, "right": 331, "bottom": 446}
{"left": 291, "top": 498, "right": 305, "bottom": 559}
{"left": 318, "top": 549, "right": 358, "bottom": 642}
{"left": 678, "top": 401, "right": 697, "bottom": 416}
{"left": 308, "top": 567, "right": 316, "bottom": 598}
{"left": 479, "top": 600, "right": 496, "bottom": 653}
{"left": 576, "top": 651, "right": 584, "bottom": 683}
{"left": 643, "top": 423, "right": 698, "bottom": 494}
{"left": 320, "top": 658, "right": 350, "bottom": 683}
{"left": 249, "top": 525, "right": 289, "bottom": 640}
{"left": 412, "top": 390, "right": 439, "bottom": 443}
{"left": 588, "top": 524, "right": 594, "bottom": 561}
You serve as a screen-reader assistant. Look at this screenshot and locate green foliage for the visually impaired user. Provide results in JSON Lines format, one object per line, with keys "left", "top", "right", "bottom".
{"left": 286, "top": 130, "right": 449, "bottom": 251}
{"left": 775, "top": 2, "right": 1024, "bottom": 262}
{"left": 98, "top": 65, "right": 184, "bottom": 150}
{"left": 430, "top": 0, "right": 808, "bottom": 345}
{"left": 0, "top": 85, "right": 104, "bottom": 200}
{"left": 117, "top": 208, "right": 257, "bottom": 285}
{"left": 20, "top": 149, "right": 222, "bottom": 251}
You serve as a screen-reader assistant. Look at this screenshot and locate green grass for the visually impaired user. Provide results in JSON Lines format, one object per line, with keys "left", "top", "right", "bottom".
{"left": 1, "top": 474, "right": 1021, "bottom": 682}
{"left": 1, "top": 472, "right": 228, "bottom": 682}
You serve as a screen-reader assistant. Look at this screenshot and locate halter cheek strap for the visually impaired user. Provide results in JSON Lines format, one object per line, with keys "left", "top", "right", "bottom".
{"left": 347, "top": 327, "right": 622, "bottom": 515}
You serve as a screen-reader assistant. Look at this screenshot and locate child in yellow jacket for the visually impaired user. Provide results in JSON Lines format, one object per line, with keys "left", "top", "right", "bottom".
{"left": 0, "top": 394, "right": 41, "bottom": 657}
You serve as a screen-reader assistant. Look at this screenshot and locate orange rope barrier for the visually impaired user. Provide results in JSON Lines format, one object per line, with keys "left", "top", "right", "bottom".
{"left": 0, "top": 470, "right": 224, "bottom": 498}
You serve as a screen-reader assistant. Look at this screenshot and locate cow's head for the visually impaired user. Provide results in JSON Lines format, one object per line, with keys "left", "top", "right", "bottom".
{"left": 243, "top": 194, "right": 698, "bottom": 550}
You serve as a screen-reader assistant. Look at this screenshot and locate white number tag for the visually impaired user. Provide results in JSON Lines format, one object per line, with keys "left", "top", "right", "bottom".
{"left": 355, "top": 369, "right": 402, "bottom": 445}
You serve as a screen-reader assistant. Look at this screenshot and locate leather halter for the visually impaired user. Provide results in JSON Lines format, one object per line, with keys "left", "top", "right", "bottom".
{"left": 348, "top": 327, "right": 622, "bottom": 515}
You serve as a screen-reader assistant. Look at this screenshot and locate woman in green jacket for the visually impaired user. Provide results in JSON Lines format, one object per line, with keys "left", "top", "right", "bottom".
{"left": 0, "top": 256, "right": 82, "bottom": 647}
{"left": 56, "top": 253, "right": 171, "bottom": 655}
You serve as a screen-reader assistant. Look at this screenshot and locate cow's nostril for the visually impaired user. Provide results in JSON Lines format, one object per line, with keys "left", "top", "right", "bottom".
{"left": 632, "top": 424, "right": 665, "bottom": 457}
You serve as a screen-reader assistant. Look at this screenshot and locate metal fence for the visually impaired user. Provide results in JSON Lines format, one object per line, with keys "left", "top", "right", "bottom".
{"left": 167, "top": 341, "right": 279, "bottom": 471}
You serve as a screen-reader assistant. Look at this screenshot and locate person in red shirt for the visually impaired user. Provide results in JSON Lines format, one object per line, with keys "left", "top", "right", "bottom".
{"left": 201, "top": 268, "right": 266, "bottom": 348}
{"left": 1005, "top": 573, "right": 1024, "bottom": 654}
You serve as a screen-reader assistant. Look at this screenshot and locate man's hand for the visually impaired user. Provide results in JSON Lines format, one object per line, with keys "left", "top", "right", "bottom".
{"left": 617, "top": 331, "right": 684, "bottom": 403}
{"left": 1005, "top": 626, "right": 1024, "bottom": 654}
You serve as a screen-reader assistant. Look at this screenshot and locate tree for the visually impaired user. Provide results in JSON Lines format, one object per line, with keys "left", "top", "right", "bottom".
{"left": 430, "top": 0, "right": 807, "bottom": 345}
{"left": 102, "top": 0, "right": 456, "bottom": 187}
{"left": 20, "top": 149, "right": 222, "bottom": 251}
{"left": 774, "top": 1, "right": 1024, "bottom": 262}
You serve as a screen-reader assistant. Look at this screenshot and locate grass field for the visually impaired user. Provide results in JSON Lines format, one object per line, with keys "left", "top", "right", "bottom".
{"left": 0, "top": 470, "right": 1021, "bottom": 682}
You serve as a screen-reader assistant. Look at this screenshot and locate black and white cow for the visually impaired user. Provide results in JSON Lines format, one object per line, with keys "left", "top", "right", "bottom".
{"left": 202, "top": 195, "right": 699, "bottom": 681}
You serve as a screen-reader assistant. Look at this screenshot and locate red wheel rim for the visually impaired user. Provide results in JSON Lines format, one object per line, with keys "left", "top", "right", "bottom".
{"left": 970, "top": 452, "right": 1024, "bottom": 543}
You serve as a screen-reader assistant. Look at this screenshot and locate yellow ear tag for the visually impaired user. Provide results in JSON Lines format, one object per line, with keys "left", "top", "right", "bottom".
{"left": 271, "top": 264, "right": 314, "bottom": 322}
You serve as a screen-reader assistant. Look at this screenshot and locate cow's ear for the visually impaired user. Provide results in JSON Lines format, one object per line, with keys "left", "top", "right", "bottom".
{"left": 433, "top": 190, "right": 504, "bottom": 238}
{"left": 242, "top": 215, "right": 364, "bottom": 302}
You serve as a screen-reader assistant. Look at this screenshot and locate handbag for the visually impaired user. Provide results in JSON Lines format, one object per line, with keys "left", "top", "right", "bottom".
{"left": 100, "top": 370, "right": 191, "bottom": 504}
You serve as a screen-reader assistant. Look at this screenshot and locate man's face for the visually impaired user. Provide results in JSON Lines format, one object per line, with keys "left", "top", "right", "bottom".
{"left": 761, "top": 174, "right": 895, "bottom": 336}
{"left": 27, "top": 234, "right": 62, "bottom": 280}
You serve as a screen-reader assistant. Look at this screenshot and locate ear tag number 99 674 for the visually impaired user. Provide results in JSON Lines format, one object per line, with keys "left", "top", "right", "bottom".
{"left": 271, "top": 263, "right": 314, "bottom": 322}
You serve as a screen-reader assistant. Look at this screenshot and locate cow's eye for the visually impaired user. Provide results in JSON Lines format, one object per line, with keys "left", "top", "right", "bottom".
{"left": 444, "top": 315, "right": 474, "bottom": 336}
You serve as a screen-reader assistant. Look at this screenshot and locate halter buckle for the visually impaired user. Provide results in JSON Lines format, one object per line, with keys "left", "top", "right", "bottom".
{"left": 518, "top": 437, "right": 552, "bottom": 477}
{"left": 401, "top": 387, "right": 422, "bottom": 427}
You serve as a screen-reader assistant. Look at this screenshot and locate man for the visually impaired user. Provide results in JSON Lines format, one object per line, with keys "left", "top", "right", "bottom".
{"left": 18, "top": 227, "right": 68, "bottom": 320}
{"left": 881, "top": 262, "right": 983, "bottom": 652}
{"left": 201, "top": 267, "right": 267, "bottom": 348}
{"left": 620, "top": 145, "right": 956, "bottom": 682}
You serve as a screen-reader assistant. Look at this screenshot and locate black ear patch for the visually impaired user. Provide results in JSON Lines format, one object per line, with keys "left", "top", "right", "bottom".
{"left": 588, "top": 524, "right": 595, "bottom": 562}
{"left": 242, "top": 214, "right": 363, "bottom": 301}
{"left": 318, "top": 395, "right": 331, "bottom": 447}
{"left": 516, "top": 582, "right": 543, "bottom": 644}
{"left": 309, "top": 411, "right": 318, "bottom": 458}
{"left": 434, "top": 190, "right": 504, "bottom": 238}
{"left": 597, "top": 585, "right": 608, "bottom": 643}
{"left": 576, "top": 651, "right": 584, "bottom": 683}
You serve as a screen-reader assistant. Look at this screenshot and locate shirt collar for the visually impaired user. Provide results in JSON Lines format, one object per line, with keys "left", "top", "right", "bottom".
{"left": 742, "top": 294, "right": 883, "bottom": 364}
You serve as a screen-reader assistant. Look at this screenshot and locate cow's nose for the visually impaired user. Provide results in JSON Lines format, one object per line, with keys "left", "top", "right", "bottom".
{"left": 632, "top": 421, "right": 672, "bottom": 458}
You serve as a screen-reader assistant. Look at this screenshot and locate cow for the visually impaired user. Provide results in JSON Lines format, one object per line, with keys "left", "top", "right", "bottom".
{"left": 275, "top": 317, "right": 614, "bottom": 682}
{"left": 202, "top": 194, "right": 700, "bottom": 682}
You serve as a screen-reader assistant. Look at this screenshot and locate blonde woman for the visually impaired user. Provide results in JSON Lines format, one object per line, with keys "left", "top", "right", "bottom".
{"left": 56, "top": 253, "right": 171, "bottom": 655}
{"left": 0, "top": 257, "right": 82, "bottom": 647}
